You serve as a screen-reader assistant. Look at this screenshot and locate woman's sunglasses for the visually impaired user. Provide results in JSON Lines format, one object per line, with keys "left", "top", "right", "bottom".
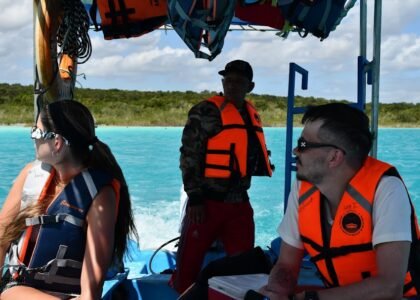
{"left": 30, "top": 126, "right": 56, "bottom": 140}
{"left": 297, "top": 137, "right": 346, "bottom": 154}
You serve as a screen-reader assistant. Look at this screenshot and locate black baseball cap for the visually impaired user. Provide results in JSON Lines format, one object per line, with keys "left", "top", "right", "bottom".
{"left": 218, "top": 60, "right": 253, "bottom": 81}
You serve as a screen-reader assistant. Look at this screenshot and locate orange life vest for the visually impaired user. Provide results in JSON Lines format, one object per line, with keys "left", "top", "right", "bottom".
{"left": 96, "top": 0, "right": 167, "bottom": 40}
{"left": 298, "top": 156, "right": 420, "bottom": 297}
{"left": 204, "top": 95, "right": 273, "bottom": 179}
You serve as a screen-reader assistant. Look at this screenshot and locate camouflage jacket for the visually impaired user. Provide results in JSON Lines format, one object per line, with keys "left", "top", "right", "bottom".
{"left": 180, "top": 95, "right": 266, "bottom": 206}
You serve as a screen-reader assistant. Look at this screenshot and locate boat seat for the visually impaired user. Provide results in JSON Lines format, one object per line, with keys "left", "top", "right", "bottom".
{"left": 123, "top": 274, "right": 179, "bottom": 300}
{"left": 101, "top": 268, "right": 129, "bottom": 300}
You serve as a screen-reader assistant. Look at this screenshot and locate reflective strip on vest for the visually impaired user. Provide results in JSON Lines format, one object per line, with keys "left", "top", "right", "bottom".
{"left": 82, "top": 170, "right": 98, "bottom": 199}
{"left": 346, "top": 185, "right": 372, "bottom": 215}
{"left": 298, "top": 185, "right": 317, "bottom": 205}
{"left": 25, "top": 214, "right": 84, "bottom": 228}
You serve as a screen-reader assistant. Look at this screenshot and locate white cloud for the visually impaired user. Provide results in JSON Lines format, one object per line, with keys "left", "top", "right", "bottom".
{"left": 382, "top": 34, "right": 420, "bottom": 71}
{"left": 0, "top": 16, "right": 32, "bottom": 84}
{"left": 0, "top": 0, "right": 31, "bottom": 31}
{"left": 81, "top": 44, "right": 195, "bottom": 77}
{"left": 381, "top": 0, "right": 419, "bottom": 35}
{"left": 89, "top": 31, "right": 162, "bottom": 58}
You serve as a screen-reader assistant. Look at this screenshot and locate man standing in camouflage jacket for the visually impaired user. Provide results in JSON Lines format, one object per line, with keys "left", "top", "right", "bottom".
{"left": 170, "top": 60, "right": 274, "bottom": 294}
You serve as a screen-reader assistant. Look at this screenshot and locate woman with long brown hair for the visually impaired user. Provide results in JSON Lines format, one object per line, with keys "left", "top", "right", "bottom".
{"left": 0, "top": 100, "right": 137, "bottom": 299}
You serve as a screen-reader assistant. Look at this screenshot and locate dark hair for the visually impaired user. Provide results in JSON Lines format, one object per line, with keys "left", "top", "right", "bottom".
{"left": 302, "top": 103, "right": 373, "bottom": 168}
{"left": 41, "top": 100, "right": 138, "bottom": 263}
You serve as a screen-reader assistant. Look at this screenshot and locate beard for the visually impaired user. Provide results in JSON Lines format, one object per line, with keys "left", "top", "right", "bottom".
{"left": 296, "top": 172, "right": 308, "bottom": 182}
{"left": 296, "top": 171, "right": 324, "bottom": 184}
{"left": 295, "top": 157, "right": 325, "bottom": 185}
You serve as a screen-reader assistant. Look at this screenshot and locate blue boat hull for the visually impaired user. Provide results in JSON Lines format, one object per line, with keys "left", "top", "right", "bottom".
{"left": 102, "top": 238, "right": 324, "bottom": 299}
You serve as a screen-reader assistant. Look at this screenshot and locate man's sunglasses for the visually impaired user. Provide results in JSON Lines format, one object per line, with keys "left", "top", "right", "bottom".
{"left": 297, "top": 137, "right": 346, "bottom": 154}
{"left": 31, "top": 126, "right": 56, "bottom": 140}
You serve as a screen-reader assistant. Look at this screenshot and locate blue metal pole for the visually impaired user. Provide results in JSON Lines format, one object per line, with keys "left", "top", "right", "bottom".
{"left": 284, "top": 63, "right": 308, "bottom": 211}
{"left": 370, "top": 0, "right": 382, "bottom": 158}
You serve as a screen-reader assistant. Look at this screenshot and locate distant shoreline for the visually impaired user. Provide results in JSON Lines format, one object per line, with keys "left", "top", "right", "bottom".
{"left": 1, "top": 83, "right": 419, "bottom": 127}
{"left": 1, "top": 124, "right": 419, "bottom": 129}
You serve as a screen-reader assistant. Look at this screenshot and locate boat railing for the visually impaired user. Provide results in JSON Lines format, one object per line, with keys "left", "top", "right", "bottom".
{"left": 283, "top": 62, "right": 308, "bottom": 209}
{"left": 282, "top": 0, "right": 381, "bottom": 211}
{"left": 283, "top": 56, "right": 372, "bottom": 211}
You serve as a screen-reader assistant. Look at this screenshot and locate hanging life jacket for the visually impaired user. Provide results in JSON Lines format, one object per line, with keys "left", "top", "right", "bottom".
{"left": 279, "top": 0, "right": 347, "bottom": 40}
{"left": 6, "top": 163, "right": 120, "bottom": 295}
{"left": 92, "top": 0, "right": 168, "bottom": 40}
{"left": 204, "top": 95, "right": 273, "bottom": 179}
{"left": 298, "top": 157, "right": 420, "bottom": 297}
{"left": 168, "top": 0, "right": 236, "bottom": 61}
{"left": 235, "top": 0, "right": 286, "bottom": 30}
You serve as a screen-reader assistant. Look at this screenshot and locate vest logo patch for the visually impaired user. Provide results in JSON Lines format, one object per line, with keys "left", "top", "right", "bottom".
{"left": 340, "top": 212, "right": 363, "bottom": 235}
{"left": 60, "top": 200, "right": 84, "bottom": 214}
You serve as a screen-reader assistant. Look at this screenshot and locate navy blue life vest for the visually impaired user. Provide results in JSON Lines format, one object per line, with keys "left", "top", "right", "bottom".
{"left": 279, "top": 0, "right": 348, "bottom": 40}
{"left": 7, "top": 168, "right": 117, "bottom": 295}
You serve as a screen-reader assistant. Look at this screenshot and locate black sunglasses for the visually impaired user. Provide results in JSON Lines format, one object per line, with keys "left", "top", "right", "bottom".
{"left": 297, "top": 137, "right": 346, "bottom": 154}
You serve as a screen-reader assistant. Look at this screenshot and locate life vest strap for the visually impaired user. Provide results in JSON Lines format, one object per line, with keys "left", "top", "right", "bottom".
{"left": 301, "top": 235, "right": 373, "bottom": 261}
{"left": 33, "top": 245, "right": 82, "bottom": 285}
{"left": 222, "top": 124, "right": 263, "bottom": 132}
{"left": 205, "top": 163, "right": 231, "bottom": 171}
{"left": 7, "top": 244, "right": 83, "bottom": 287}
{"left": 311, "top": 243, "right": 373, "bottom": 262}
{"left": 174, "top": 1, "right": 210, "bottom": 30}
{"left": 301, "top": 235, "right": 324, "bottom": 252}
{"left": 105, "top": 0, "right": 135, "bottom": 38}
{"left": 298, "top": 186, "right": 318, "bottom": 205}
{"left": 23, "top": 257, "right": 83, "bottom": 274}
{"left": 206, "top": 149, "right": 231, "bottom": 155}
{"left": 25, "top": 214, "right": 84, "bottom": 227}
{"left": 205, "top": 143, "right": 238, "bottom": 175}
{"left": 34, "top": 272, "right": 81, "bottom": 286}
{"left": 404, "top": 280, "right": 415, "bottom": 294}
{"left": 346, "top": 185, "right": 372, "bottom": 215}
{"left": 48, "top": 258, "right": 83, "bottom": 270}
{"left": 81, "top": 170, "right": 99, "bottom": 199}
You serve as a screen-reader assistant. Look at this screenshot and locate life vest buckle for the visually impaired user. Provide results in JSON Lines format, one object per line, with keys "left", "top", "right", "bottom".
{"left": 11, "top": 268, "right": 25, "bottom": 280}
{"left": 11, "top": 272, "right": 19, "bottom": 280}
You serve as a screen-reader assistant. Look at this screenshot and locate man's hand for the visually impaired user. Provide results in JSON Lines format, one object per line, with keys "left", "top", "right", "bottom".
{"left": 187, "top": 204, "right": 205, "bottom": 224}
{"left": 259, "top": 243, "right": 303, "bottom": 300}
{"left": 259, "top": 285, "right": 291, "bottom": 300}
{"left": 258, "top": 264, "right": 295, "bottom": 300}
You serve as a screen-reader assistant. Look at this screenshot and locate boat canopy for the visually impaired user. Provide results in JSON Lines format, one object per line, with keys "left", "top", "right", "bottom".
{"left": 33, "top": 0, "right": 359, "bottom": 103}
{"left": 32, "top": 0, "right": 383, "bottom": 201}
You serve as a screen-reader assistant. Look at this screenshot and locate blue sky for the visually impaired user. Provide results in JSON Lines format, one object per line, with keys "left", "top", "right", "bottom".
{"left": 0, "top": 0, "right": 419, "bottom": 103}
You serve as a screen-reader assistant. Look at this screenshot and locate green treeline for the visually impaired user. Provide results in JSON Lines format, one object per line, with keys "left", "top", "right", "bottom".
{"left": 0, "top": 83, "right": 419, "bottom": 127}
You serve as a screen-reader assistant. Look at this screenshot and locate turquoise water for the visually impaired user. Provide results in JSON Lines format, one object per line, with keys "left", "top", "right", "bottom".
{"left": 0, "top": 127, "right": 419, "bottom": 249}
